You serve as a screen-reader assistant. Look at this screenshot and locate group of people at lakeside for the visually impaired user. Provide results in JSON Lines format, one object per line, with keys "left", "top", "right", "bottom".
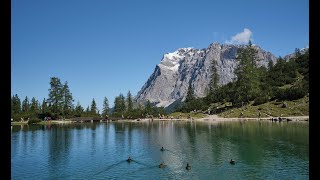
{"left": 11, "top": 116, "right": 52, "bottom": 123}
{"left": 158, "top": 114, "right": 175, "bottom": 120}
{"left": 43, "top": 116, "right": 52, "bottom": 121}
{"left": 19, "top": 117, "right": 29, "bottom": 122}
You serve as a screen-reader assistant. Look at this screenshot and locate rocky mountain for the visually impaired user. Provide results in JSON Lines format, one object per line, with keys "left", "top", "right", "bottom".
{"left": 135, "top": 42, "right": 278, "bottom": 107}
{"left": 284, "top": 46, "right": 309, "bottom": 60}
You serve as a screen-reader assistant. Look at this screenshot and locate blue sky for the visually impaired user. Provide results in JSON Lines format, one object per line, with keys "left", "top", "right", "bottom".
{"left": 11, "top": 0, "right": 309, "bottom": 111}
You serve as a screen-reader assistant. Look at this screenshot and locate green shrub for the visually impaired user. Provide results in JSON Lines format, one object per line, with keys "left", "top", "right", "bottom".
{"left": 274, "top": 87, "right": 307, "bottom": 101}
{"left": 253, "top": 96, "right": 269, "bottom": 106}
{"left": 27, "top": 118, "right": 41, "bottom": 124}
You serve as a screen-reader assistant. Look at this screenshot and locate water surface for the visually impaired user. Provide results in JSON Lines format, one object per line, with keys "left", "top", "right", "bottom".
{"left": 11, "top": 120, "right": 309, "bottom": 179}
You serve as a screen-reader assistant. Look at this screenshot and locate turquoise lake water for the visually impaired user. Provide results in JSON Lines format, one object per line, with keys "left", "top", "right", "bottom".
{"left": 11, "top": 120, "right": 309, "bottom": 179}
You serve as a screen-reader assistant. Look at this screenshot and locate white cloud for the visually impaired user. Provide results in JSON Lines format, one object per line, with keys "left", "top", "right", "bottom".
{"left": 225, "top": 28, "right": 253, "bottom": 44}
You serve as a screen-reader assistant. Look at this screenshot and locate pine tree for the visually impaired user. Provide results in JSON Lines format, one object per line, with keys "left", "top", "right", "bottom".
{"left": 209, "top": 58, "right": 219, "bottom": 93}
{"left": 74, "top": 101, "right": 84, "bottom": 117}
{"left": 62, "top": 81, "right": 74, "bottom": 117}
{"left": 22, "top": 96, "right": 30, "bottom": 113}
{"left": 233, "top": 41, "right": 260, "bottom": 103}
{"left": 267, "top": 57, "right": 288, "bottom": 86}
{"left": 38, "top": 102, "right": 41, "bottom": 113}
{"left": 120, "top": 94, "right": 126, "bottom": 113}
{"left": 102, "top": 97, "right": 110, "bottom": 116}
{"left": 113, "top": 96, "right": 120, "bottom": 114}
{"left": 185, "top": 82, "right": 195, "bottom": 103}
{"left": 145, "top": 100, "right": 152, "bottom": 114}
{"left": 90, "top": 98, "right": 97, "bottom": 115}
{"left": 41, "top": 98, "right": 48, "bottom": 114}
{"left": 30, "top": 97, "right": 40, "bottom": 114}
{"left": 126, "top": 91, "right": 133, "bottom": 113}
{"left": 47, "top": 77, "right": 64, "bottom": 115}
{"left": 11, "top": 94, "right": 21, "bottom": 115}
{"left": 113, "top": 93, "right": 126, "bottom": 115}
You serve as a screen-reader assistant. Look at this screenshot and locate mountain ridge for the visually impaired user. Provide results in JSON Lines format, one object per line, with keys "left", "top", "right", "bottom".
{"left": 135, "top": 42, "right": 305, "bottom": 108}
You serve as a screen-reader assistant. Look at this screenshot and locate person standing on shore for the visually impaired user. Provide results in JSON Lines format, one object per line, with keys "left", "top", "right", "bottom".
{"left": 258, "top": 111, "right": 261, "bottom": 119}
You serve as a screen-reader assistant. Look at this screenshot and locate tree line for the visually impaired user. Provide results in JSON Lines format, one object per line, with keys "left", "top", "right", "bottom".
{"left": 178, "top": 41, "right": 309, "bottom": 113}
{"left": 11, "top": 78, "right": 166, "bottom": 121}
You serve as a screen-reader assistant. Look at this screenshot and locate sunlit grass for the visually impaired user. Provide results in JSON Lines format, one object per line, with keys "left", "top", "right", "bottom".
{"left": 218, "top": 96, "right": 309, "bottom": 118}
{"left": 169, "top": 112, "right": 207, "bottom": 119}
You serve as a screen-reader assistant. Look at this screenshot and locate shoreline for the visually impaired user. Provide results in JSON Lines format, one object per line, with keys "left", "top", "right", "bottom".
{"left": 11, "top": 120, "right": 74, "bottom": 125}
{"left": 196, "top": 114, "right": 309, "bottom": 122}
{"left": 105, "top": 115, "right": 309, "bottom": 123}
{"left": 126, "top": 115, "right": 309, "bottom": 123}
{"left": 11, "top": 115, "right": 309, "bottom": 125}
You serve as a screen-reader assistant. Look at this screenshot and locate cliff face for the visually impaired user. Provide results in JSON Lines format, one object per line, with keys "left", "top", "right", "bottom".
{"left": 136, "top": 42, "right": 278, "bottom": 107}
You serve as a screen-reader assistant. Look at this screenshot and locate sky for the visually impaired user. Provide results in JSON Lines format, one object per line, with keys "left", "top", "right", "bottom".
{"left": 11, "top": 0, "right": 309, "bottom": 112}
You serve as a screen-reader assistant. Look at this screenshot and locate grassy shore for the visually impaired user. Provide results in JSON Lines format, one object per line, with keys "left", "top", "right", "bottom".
{"left": 11, "top": 121, "right": 29, "bottom": 125}
{"left": 218, "top": 96, "right": 309, "bottom": 118}
{"left": 35, "top": 120, "right": 74, "bottom": 125}
{"left": 168, "top": 112, "right": 207, "bottom": 119}
{"left": 11, "top": 120, "right": 75, "bottom": 125}
{"left": 166, "top": 96, "right": 309, "bottom": 120}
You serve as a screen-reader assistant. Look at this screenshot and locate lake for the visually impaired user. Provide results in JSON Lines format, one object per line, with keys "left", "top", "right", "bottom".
{"left": 11, "top": 120, "right": 309, "bottom": 179}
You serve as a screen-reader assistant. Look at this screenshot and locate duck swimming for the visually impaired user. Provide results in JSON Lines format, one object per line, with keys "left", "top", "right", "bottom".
{"left": 160, "top": 147, "right": 164, "bottom": 151}
{"left": 159, "top": 162, "right": 166, "bottom": 168}
{"left": 126, "top": 156, "right": 132, "bottom": 163}
{"left": 230, "top": 159, "right": 235, "bottom": 165}
{"left": 186, "top": 163, "right": 191, "bottom": 170}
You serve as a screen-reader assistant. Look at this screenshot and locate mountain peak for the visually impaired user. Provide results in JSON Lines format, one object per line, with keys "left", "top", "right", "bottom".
{"left": 136, "top": 42, "right": 278, "bottom": 107}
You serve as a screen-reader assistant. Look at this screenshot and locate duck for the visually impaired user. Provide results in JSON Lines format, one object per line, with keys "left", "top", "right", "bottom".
{"left": 186, "top": 163, "right": 191, "bottom": 170}
{"left": 126, "top": 156, "right": 132, "bottom": 163}
{"left": 159, "top": 162, "right": 166, "bottom": 168}
{"left": 160, "top": 147, "right": 164, "bottom": 151}
{"left": 230, "top": 159, "right": 235, "bottom": 165}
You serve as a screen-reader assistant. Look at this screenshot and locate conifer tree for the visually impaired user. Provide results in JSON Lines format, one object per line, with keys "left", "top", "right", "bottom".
{"left": 209, "top": 58, "right": 219, "bottom": 93}
{"left": 90, "top": 98, "right": 97, "bottom": 115}
{"left": 62, "top": 81, "right": 74, "bottom": 117}
{"left": 126, "top": 91, "right": 133, "bottom": 113}
{"left": 145, "top": 100, "right": 152, "bottom": 114}
{"left": 86, "top": 106, "right": 90, "bottom": 114}
{"left": 47, "top": 77, "right": 64, "bottom": 115}
{"left": 38, "top": 102, "right": 42, "bottom": 114}
{"left": 74, "top": 101, "right": 84, "bottom": 117}
{"left": 185, "top": 82, "right": 195, "bottom": 103}
{"left": 113, "top": 93, "right": 126, "bottom": 116}
{"left": 11, "top": 94, "right": 21, "bottom": 115}
{"left": 41, "top": 98, "right": 48, "bottom": 114}
{"left": 234, "top": 41, "right": 260, "bottom": 103}
{"left": 30, "top": 97, "right": 40, "bottom": 114}
{"left": 22, "top": 96, "right": 30, "bottom": 113}
{"left": 102, "top": 97, "right": 110, "bottom": 116}
{"left": 120, "top": 94, "right": 126, "bottom": 113}
{"left": 113, "top": 96, "right": 120, "bottom": 114}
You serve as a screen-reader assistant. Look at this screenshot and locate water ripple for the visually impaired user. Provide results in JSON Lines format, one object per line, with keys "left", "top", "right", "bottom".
{"left": 11, "top": 122, "right": 309, "bottom": 179}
